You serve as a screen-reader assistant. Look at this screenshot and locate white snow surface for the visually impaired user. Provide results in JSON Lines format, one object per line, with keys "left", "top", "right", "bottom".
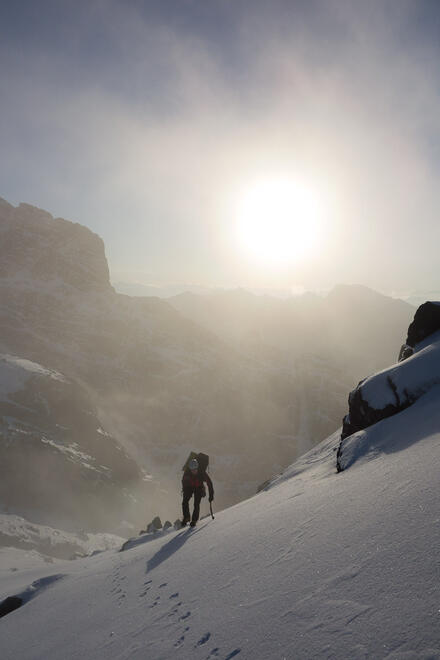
{"left": 2, "top": 384, "right": 440, "bottom": 659}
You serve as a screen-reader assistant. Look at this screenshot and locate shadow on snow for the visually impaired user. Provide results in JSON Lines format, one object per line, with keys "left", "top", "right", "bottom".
{"left": 146, "top": 525, "right": 204, "bottom": 573}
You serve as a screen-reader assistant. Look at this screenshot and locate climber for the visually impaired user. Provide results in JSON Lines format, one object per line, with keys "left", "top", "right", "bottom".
{"left": 181, "top": 457, "right": 214, "bottom": 527}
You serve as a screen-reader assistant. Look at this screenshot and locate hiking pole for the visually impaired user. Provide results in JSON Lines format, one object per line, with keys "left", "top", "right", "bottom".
{"left": 209, "top": 501, "right": 215, "bottom": 520}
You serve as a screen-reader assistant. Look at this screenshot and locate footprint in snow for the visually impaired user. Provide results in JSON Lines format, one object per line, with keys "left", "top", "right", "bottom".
{"left": 139, "top": 579, "right": 152, "bottom": 597}
{"left": 168, "top": 603, "right": 182, "bottom": 617}
{"left": 179, "top": 611, "right": 191, "bottom": 621}
{"left": 205, "top": 649, "right": 220, "bottom": 659}
{"left": 159, "top": 583, "right": 167, "bottom": 588}
{"left": 174, "top": 627, "right": 190, "bottom": 648}
{"left": 196, "top": 632, "right": 211, "bottom": 647}
{"left": 225, "top": 650, "right": 241, "bottom": 659}
{"left": 169, "top": 592, "right": 179, "bottom": 599}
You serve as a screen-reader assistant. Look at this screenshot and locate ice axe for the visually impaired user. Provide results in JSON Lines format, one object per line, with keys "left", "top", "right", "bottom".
{"left": 209, "top": 501, "right": 215, "bottom": 520}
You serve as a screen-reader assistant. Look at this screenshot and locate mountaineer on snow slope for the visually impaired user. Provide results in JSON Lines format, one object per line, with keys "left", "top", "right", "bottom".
{"left": 181, "top": 455, "right": 214, "bottom": 527}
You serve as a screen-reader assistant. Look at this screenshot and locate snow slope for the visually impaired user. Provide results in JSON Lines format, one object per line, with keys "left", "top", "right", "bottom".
{"left": 2, "top": 383, "right": 440, "bottom": 659}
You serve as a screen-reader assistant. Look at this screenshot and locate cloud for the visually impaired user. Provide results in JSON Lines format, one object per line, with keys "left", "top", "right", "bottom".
{"left": 2, "top": 0, "right": 440, "bottom": 289}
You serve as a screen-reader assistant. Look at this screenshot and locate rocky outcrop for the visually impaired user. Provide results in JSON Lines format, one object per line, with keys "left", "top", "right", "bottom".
{"left": 146, "top": 516, "right": 163, "bottom": 533}
{"left": 398, "top": 344, "right": 414, "bottom": 362}
{"left": 397, "top": 302, "right": 440, "bottom": 362}
{"left": 0, "top": 514, "right": 124, "bottom": 559}
{"left": 338, "top": 301, "right": 440, "bottom": 471}
{"left": 340, "top": 374, "right": 412, "bottom": 443}
{"left": 0, "top": 596, "right": 23, "bottom": 618}
{"left": 406, "top": 301, "right": 440, "bottom": 347}
{"left": 0, "top": 199, "right": 112, "bottom": 293}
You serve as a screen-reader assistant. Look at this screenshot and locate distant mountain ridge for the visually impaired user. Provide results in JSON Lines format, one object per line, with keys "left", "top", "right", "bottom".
{"left": 113, "top": 281, "right": 214, "bottom": 298}
{"left": 168, "top": 282, "right": 414, "bottom": 386}
{"left": 338, "top": 301, "right": 440, "bottom": 470}
{"left": 0, "top": 197, "right": 417, "bottom": 538}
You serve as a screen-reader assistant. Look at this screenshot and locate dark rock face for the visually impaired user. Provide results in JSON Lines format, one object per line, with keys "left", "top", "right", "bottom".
{"left": 406, "top": 301, "right": 440, "bottom": 347}
{"left": 398, "top": 344, "right": 414, "bottom": 362}
{"left": 0, "top": 199, "right": 112, "bottom": 293}
{"left": 146, "top": 516, "right": 162, "bottom": 532}
{"left": 0, "top": 596, "right": 23, "bottom": 618}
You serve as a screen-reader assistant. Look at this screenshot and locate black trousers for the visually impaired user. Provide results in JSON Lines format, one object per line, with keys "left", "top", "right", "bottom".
{"left": 182, "top": 487, "right": 203, "bottom": 523}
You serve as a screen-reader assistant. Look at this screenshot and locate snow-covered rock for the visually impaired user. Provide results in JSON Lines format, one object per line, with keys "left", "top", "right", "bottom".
{"left": 338, "top": 304, "right": 440, "bottom": 471}
{"left": 0, "top": 514, "right": 124, "bottom": 561}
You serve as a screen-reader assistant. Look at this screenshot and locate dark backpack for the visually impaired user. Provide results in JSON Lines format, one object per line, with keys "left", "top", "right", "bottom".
{"left": 182, "top": 451, "right": 209, "bottom": 475}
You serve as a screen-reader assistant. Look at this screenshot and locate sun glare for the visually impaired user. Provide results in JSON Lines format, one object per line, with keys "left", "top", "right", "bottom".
{"left": 236, "top": 178, "right": 322, "bottom": 264}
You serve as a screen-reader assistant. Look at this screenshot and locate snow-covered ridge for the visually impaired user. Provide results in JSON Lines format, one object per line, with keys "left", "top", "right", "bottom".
{"left": 0, "top": 515, "right": 124, "bottom": 562}
{"left": 360, "top": 330, "right": 440, "bottom": 409}
{"left": 338, "top": 304, "right": 440, "bottom": 471}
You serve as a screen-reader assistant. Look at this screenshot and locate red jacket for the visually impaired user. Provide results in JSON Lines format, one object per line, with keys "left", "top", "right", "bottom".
{"left": 182, "top": 469, "right": 214, "bottom": 500}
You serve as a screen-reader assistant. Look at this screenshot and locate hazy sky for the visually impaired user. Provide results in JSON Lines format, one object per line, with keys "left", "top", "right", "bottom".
{"left": 2, "top": 0, "right": 440, "bottom": 294}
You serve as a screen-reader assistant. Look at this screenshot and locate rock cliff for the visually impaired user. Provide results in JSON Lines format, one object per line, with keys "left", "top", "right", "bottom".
{"left": 0, "top": 198, "right": 112, "bottom": 293}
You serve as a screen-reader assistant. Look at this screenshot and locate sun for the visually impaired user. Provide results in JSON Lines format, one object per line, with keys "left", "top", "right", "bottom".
{"left": 236, "top": 177, "right": 322, "bottom": 264}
